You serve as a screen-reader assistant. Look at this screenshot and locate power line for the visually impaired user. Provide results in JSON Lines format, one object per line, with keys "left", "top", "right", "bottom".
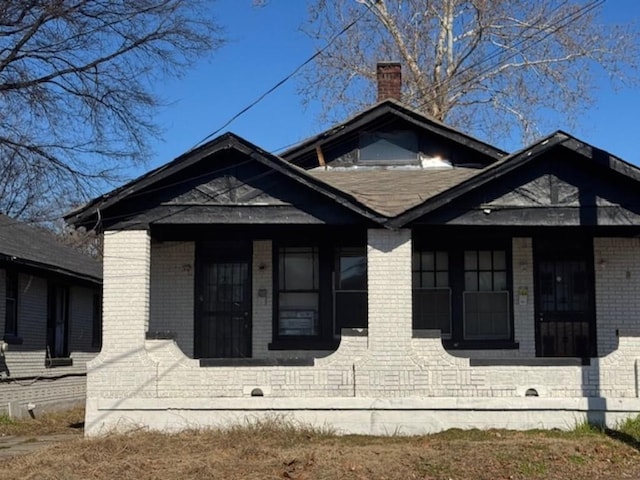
{"left": 190, "top": 1, "right": 377, "bottom": 151}
{"left": 270, "top": 0, "right": 604, "bottom": 154}
{"left": 69, "top": 1, "right": 608, "bottom": 230}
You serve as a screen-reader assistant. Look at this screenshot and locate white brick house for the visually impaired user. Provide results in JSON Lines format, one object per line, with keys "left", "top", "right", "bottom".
{"left": 0, "top": 214, "right": 102, "bottom": 418}
{"left": 67, "top": 79, "right": 640, "bottom": 435}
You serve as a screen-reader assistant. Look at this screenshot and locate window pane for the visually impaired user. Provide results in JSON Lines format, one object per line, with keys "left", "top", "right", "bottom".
{"left": 494, "top": 272, "right": 507, "bottom": 291}
{"left": 436, "top": 271, "right": 449, "bottom": 287}
{"left": 493, "top": 250, "right": 506, "bottom": 270}
{"left": 465, "top": 272, "right": 478, "bottom": 291}
{"left": 479, "top": 272, "right": 493, "bottom": 291}
{"left": 279, "top": 292, "right": 319, "bottom": 336}
{"left": 464, "top": 291, "right": 509, "bottom": 340}
{"left": 360, "top": 130, "right": 418, "bottom": 163}
{"left": 464, "top": 251, "right": 477, "bottom": 270}
{"left": 338, "top": 251, "right": 366, "bottom": 290}
{"left": 421, "top": 272, "right": 435, "bottom": 288}
{"left": 280, "top": 248, "right": 318, "bottom": 290}
{"left": 335, "top": 291, "right": 367, "bottom": 330}
{"left": 412, "top": 251, "right": 420, "bottom": 271}
{"left": 436, "top": 251, "right": 448, "bottom": 270}
{"left": 421, "top": 251, "right": 435, "bottom": 271}
{"left": 412, "top": 288, "right": 451, "bottom": 336}
{"left": 478, "top": 250, "right": 492, "bottom": 270}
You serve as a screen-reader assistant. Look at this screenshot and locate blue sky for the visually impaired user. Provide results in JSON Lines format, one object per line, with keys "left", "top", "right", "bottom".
{"left": 148, "top": 1, "right": 640, "bottom": 173}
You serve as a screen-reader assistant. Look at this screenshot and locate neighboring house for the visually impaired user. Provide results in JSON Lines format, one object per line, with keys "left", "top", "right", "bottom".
{"left": 0, "top": 214, "right": 102, "bottom": 418}
{"left": 67, "top": 64, "right": 640, "bottom": 436}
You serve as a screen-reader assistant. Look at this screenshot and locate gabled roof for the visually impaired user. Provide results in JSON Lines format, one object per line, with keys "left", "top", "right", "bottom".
{"left": 66, "top": 103, "right": 640, "bottom": 232}
{"left": 282, "top": 99, "right": 507, "bottom": 164}
{"left": 0, "top": 214, "right": 101, "bottom": 283}
{"left": 387, "top": 131, "right": 640, "bottom": 228}
{"left": 65, "top": 132, "right": 388, "bottom": 229}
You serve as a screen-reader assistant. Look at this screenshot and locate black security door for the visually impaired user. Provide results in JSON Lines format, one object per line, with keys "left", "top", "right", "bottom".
{"left": 534, "top": 238, "right": 595, "bottom": 357}
{"left": 195, "top": 242, "right": 252, "bottom": 358}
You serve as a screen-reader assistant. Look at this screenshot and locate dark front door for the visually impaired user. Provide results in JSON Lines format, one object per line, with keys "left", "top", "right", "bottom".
{"left": 195, "top": 242, "right": 252, "bottom": 358}
{"left": 534, "top": 239, "right": 595, "bottom": 357}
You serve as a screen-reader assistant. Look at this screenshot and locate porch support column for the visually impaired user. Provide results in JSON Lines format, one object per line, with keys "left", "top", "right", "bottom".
{"left": 102, "top": 229, "right": 151, "bottom": 354}
{"left": 367, "top": 228, "right": 413, "bottom": 353}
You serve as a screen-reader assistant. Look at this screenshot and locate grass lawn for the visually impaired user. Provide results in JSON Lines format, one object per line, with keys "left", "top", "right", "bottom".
{"left": 3, "top": 408, "right": 640, "bottom": 479}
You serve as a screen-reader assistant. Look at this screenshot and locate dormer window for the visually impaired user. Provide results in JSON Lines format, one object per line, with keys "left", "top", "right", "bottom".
{"left": 359, "top": 130, "right": 418, "bottom": 165}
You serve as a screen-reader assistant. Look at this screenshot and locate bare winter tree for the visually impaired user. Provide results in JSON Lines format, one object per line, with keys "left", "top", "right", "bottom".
{"left": 0, "top": 0, "right": 226, "bottom": 222}
{"left": 301, "top": 0, "right": 639, "bottom": 146}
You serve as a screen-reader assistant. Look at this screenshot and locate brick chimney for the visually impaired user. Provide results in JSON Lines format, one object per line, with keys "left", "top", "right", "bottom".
{"left": 376, "top": 62, "right": 401, "bottom": 102}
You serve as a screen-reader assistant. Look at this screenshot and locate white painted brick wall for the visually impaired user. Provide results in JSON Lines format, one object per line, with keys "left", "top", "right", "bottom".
{"left": 252, "top": 240, "right": 272, "bottom": 358}
{"left": 88, "top": 229, "right": 157, "bottom": 399}
{"left": 149, "top": 241, "right": 195, "bottom": 356}
{"left": 367, "top": 229, "right": 412, "bottom": 352}
{"left": 102, "top": 230, "right": 151, "bottom": 352}
{"left": 87, "top": 232, "right": 640, "bottom": 433}
{"left": 512, "top": 237, "right": 535, "bottom": 356}
{"left": 594, "top": 237, "right": 640, "bottom": 356}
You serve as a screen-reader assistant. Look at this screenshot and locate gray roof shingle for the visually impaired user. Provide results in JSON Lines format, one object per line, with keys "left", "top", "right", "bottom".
{"left": 308, "top": 167, "right": 483, "bottom": 217}
{"left": 0, "top": 214, "right": 101, "bottom": 283}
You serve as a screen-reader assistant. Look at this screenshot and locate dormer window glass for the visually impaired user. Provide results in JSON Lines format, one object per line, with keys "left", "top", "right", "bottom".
{"left": 359, "top": 130, "right": 418, "bottom": 165}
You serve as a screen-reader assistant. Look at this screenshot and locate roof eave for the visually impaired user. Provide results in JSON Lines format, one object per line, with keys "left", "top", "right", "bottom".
{"left": 66, "top": 132, "right": 389, "bottom": 230}
{"left": 385, "top": 132, "right": 569, "bottom": 228}
{"left": 0, "top": 254, "right": 101, "bottom": 285}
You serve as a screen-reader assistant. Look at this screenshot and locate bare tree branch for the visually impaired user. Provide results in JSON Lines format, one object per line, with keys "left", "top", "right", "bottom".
{"left": 300, "top": 0, "right": 639, "bottom": 147}
{"left": 0, "top": 0, "right": 226, "bottom": 222}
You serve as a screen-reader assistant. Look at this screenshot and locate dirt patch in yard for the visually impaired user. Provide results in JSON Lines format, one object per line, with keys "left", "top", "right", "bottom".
{"left": 3, "top": 416, "right": 640, "bottom": 480}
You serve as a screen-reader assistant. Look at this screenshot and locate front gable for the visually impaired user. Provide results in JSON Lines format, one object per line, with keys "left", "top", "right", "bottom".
{"left": 400, "top": 134, "right": 640, "bottom": 229}
{"left": 67, "top": 134, "right": 384, "bottom": 231}
{"left": 283, "top": 100, "right": 505, "bottom": 169}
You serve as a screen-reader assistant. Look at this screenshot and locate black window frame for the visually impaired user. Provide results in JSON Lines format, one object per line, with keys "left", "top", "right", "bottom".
{"left": 358, "top": 130, "right": 419, "bottom": 166}
{"left": 277, "top": 246, "right": 321, "bottom": 337}
{"left": 334, "top": 246, "right": 367, "bottom": 334}
{"left": 412, "top": 250, "right": 452, "bottom": 338}
{"left": 412, "top": 238, "right": 516, "bottom": 349}
{"left": 462, "top": 249, "right": 511, "bottom": 341}
{"left": 271, "top": 242, "right": 367, "bottom": 350}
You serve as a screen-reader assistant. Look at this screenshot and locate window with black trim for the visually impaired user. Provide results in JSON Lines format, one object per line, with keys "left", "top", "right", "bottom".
{"left": 278, "top": 247, "right": 319, "bottom": 336}
{"left": 4, "top": 270, "right": 18, "bottom": 336}
{"left": 335, "top": 247, "right": 367, "bottom": 331}
{"left": 274, "top": 243, "right": 367, "bottom": 346}
{"left": 412, "top": 242, "right": 512, "bottom": 346}
{"left": 359, "top": 130, "right": 418, "bottom": 165}
{"left": 463, "top": 250, "right": 510, "bottom": 340}
{"left": 412, "top": 250, "right": 451, "bottom": 337}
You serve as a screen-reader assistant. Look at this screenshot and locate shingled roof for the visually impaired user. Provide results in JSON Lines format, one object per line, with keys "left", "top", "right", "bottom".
{"left": 308, "top": 167, "right": 483, "bottom": 217}
{"left": 0, "top": 214, "right": 101, "bottom": 283}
